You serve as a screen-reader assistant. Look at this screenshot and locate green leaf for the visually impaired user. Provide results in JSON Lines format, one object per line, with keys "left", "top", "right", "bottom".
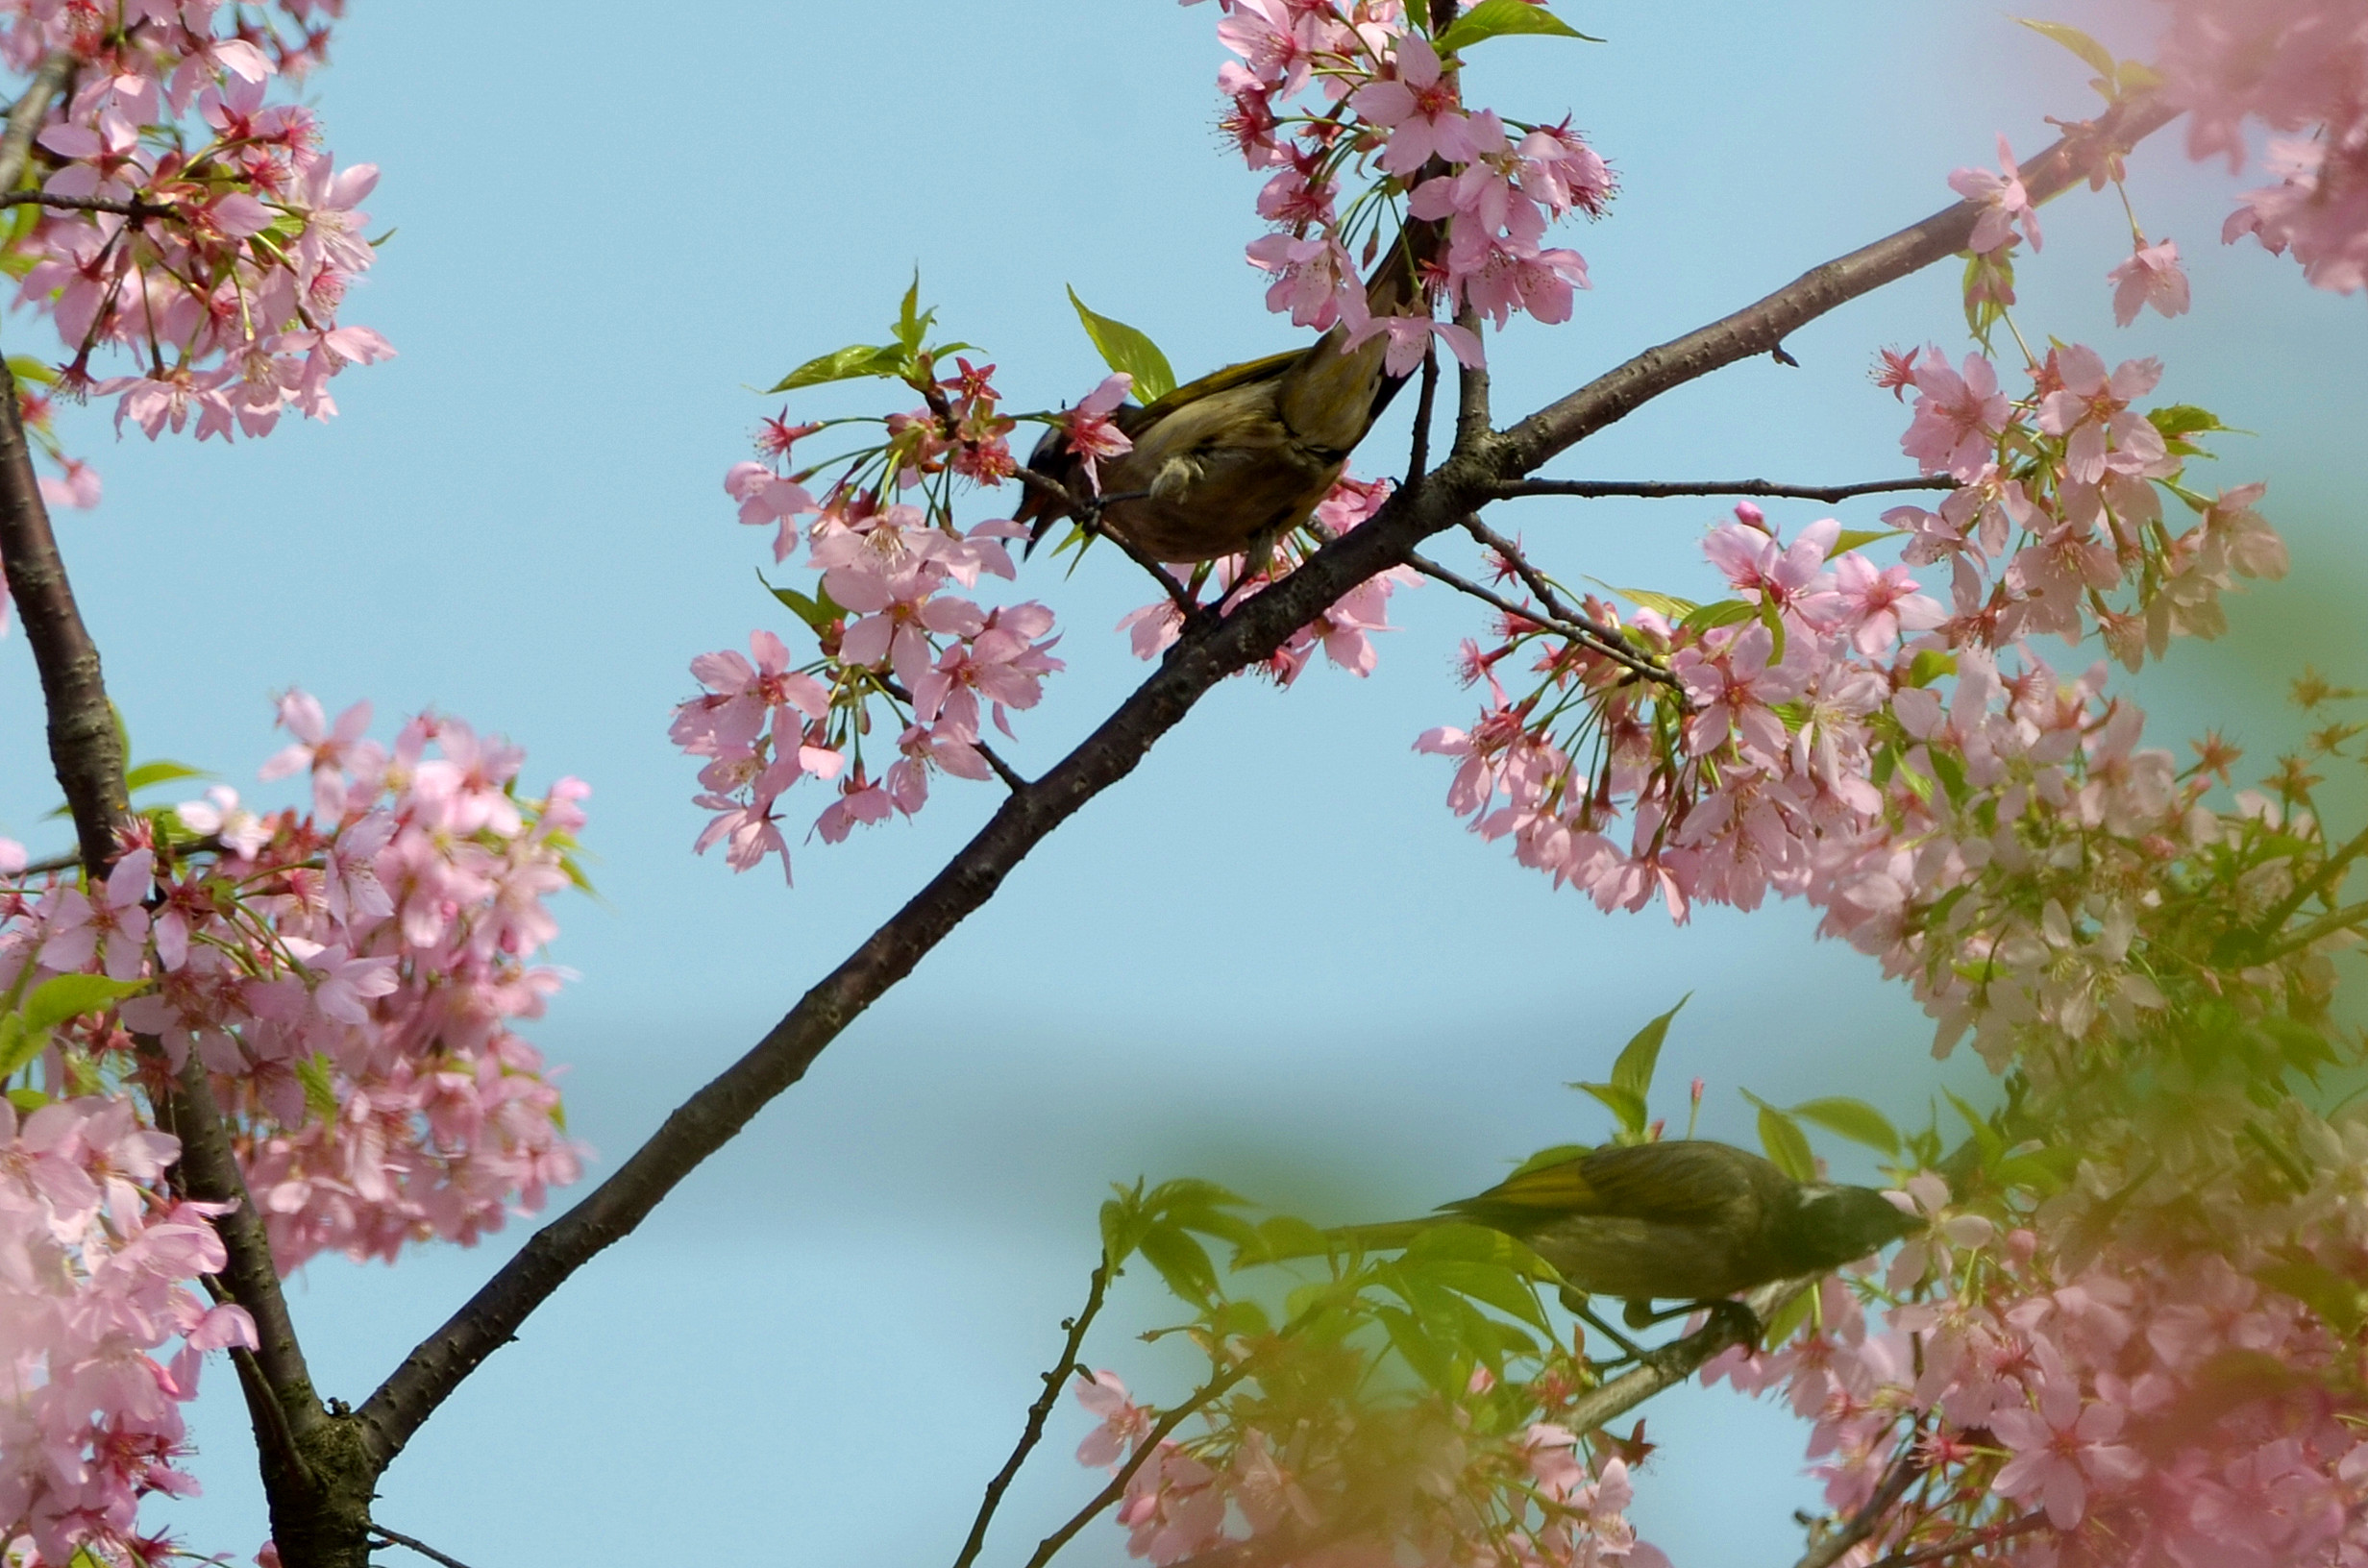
{"left": 1906, "top": 649, "right": 1958, "bottom": 688}
{"left": 1576, "top": 1081, "right": 1648, "bottom": 1139}
{"left": 1596, "top": 583, "right": 1699, "bottom": 621}
{"left": 2255, "top": 1257, "right": 2366, "bottom": 1336}
{"left": 1751, "top": 1097, "right": 1817, "bottom": 1183}
{"left": 22, "top": 973, "right": 147, "bottom": 1035}
{"left": 1139, "top": 1220, "right": 1220, "bottom": 1305}
{"left": 124, "top": 760, "right": 212, "bottom": 796}
{"left": 1789, "top": 1096, "right": 1900, "bottom": 1158}
{"left": 1508, "top": 1142, "right": 1593, "bottom": 1178}
{"left": 1414, "top": 1260, "right": 1555, "bottom": 1334}
{"left": 1757, "top": 595, "right": 1787, "bottom": 664}
{"left": 7, "top": 355, "right": 56, "bottom": 386}
{"left": 1239, "top": 1213, "right": 1332, "bottom": 1266}
{"left": 6, "top": 1087, "right": 48, "bottom": 1113}
{"left": 1376, "top": 1304, "right": 1459, "bottom": 1395}
{"left": 1828, "top": 528, "right": 1904, "bottom": 557}
{"left": 0, "top": 1016, "right": 34, "bottom": 1082}
{"left": 1401, "top": 1221, "right": 1564, "bottom": 1286}
{"left": 1434, "top": 0, "right": 1601, "bottom": 54}
{"left": 2010, "top": 17, "right": 2117, "bottom": 82}
{"left": 764, "top": 572, "right": 847, "bottom": 633}
{"left": 1760, "top": 1284, "right": 1817, "bottom": 1347}
{"left": 1680, "top": 599, "right": 1759, "bottom": 633}
{"left": 1066, "top": 288, "right": 1175, "bottom": 404}
{"left": 765, "top": 343, "right": 906, "bottom": 394}
{"left": 1610, "top": 996, "right": 1687, "bottom": 1105}
{"left": 892, "top": 272, "right": 934, "bottom": 356}
{"left": 295, "top": 1053, "right": 341, "bottom": 1122}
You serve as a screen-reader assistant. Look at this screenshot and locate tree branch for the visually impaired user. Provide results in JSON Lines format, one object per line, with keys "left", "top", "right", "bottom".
{"left": 1405, "top": 340, "right": 1439, "bottom": 485}
{"left": 0, "top": 53, "right": 71, "bottom": 194}
{"left": 952, "top": 1257, "right": 1113, "bottom": 1568}
{"left": 1793, "top": 1432, "right": 1926, "bottom": 1568}
{"left": 1556, "top": 1279, "right": 1805, "bottom": 1434}
{"left": 1867, "top": 1512, "right": 2046, "bottom": 1568}
{"left": 354, "top": 88, "right": 2180, "bottom": 1470}
{"left": 1490, "top": 476, "right": 1957, "bottom": 503}
{"left": 1402, "top": 549, "right": 1674, "bottom": 688}
{"left": 1499, "top": 90, "right": 2178, "bottom": 475}
{"left": 0, "top": 190, "right": 171, "bottom": 219}
{"left": 367, "top": 1525, "right": 481, "bottom": 1568}
{"left": 1013, "top": 463, "right": 1198, "bottom": 616}
{"left": 1452, "top": 303, "right": 1489, "bottom": 453}
{"left": 1022, "top": 1359, "right": 1254, "bottom": 1568}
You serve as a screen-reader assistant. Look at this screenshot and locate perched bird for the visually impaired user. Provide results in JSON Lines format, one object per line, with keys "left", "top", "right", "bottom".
{"left": 1018, "top": 221, "right": 1439, "bottom": 568}
{"left": 1441, "top": 1139, "right": 1916, "bottom": 1311}
{"left": 1345, "top": 1140, "right": 1918, "bottom": 1336}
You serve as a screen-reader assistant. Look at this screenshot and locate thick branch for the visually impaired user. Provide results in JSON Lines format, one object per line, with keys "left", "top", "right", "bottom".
{"left": 1492, "top": 476, "right": 1957, "bottom": 503}
{"left": 0, "top": 53, "right": 71, "bottom": 193}
{"left": 0, "top": 190, "right": 171, "bottom": 219}
{"left": 1500, "top": 91, "right": 2178, "bottom": 474}
{"left": 357, "top": 88, "right": 2179, "bottom": 1469}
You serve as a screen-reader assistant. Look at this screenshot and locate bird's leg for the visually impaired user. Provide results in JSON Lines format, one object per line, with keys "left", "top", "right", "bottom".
{"left": 1559, "top": 1287, "right": 1647, "bottom": 1366}
{"left": 1631, "top": 1297, "right": 1764, "bottom": 1349}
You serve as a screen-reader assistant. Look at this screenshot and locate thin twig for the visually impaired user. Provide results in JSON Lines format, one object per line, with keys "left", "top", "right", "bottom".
{"left": 1406, "top": 340, "right": 1439, "bottom": 483}
{"left": 1460, "top": 514, "right": 1590, "bottom": 630}
{"left": 972, "top": 740, "right": 1029, "bottom": 795}
{"left": 1023, "top": 1360, "right": 1254, "bottom": 1568}
{"left": 2257, "top": 821, "right": 2368, "bottom": 934}
{"left": 1403, "top": 550, "right": 1673, "bottom": 688}
{"left": 951, "top": 1257, "right": 1113, "bottom": 1568}
{"left": 1012, "top": 464, "right": 1197, "bottom": 617}
{"left": 0, "top": 191, "right": 171, "bottom": 220}
{"left": 1793, "top": 1433, "right": 1926, "bottom": 1568}
{"left": 1490, "top": 477, "right": 1958, "bottom": 504}
{"left": 1865, "top": 1512, "right": 2047, "bottom": 1568}
{"left": 368, "top": 1524, "right": 481, "bottom": 1568}
{"left": 2268, "top": 898, "right": 2368, "bottom": 961}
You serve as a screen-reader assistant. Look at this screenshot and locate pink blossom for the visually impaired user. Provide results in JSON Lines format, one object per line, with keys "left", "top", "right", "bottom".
{"left": 1949, "top": 135, "right": 2041, "bottom": 254}
{"left": 2108, "top": 238, "right": 2192, "bottom": 325}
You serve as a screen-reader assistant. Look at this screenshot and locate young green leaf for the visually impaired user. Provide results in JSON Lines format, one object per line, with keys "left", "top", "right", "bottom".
{"left": 1575, "top": 1081, "right": 1648, "bottom": 1139}
{"left": 2010, "top": 17, "right": 2117, "bottom": 83}
{"left": 1067, "top": 288, "right": 1175, "bottom": 404}
{"left": 1827, "top": 528, "right": 1904, "bottom": 557}
{"left": 21, "top": 973, "right": 148, "bottom": 1035}
{"left": 1595, "top": 583, "right": 1699, "bottom": 620}
{"left": 1752, "top": 1098, "right": 1817, "bottom": 1183}
{"left": 1610, "top": 995, "right": 1688, "bottom": 1104}
{"left": 1679, "top": 600, "right": 1760, "bottom": 632}
{"left": 1139, "top": 1220, "right": 1220, "bottom": 1305}
{"left": 1435, "top": 0, "right": 1602, "bottom": 54}
{"left": 1508, "top": 1142, "right": 1594, "bottom": 1179}
{"left": 1789, "top": 1096, "right": 1900, "bottom": 1158}
{"left": 766, "top": 343, "right": 907, "bottom": 394}
{"left": 124, "top": 760, "right": 213, "bottom": 796}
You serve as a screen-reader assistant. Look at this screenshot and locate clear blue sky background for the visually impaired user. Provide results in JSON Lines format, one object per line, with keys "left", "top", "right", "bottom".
{"left": 2, "top": 4, "right": 2362, "bottom": 1564}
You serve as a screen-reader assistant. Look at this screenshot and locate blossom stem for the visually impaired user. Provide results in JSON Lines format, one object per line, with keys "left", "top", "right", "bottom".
{"left": 1793, "top": 1431, "right": 1927, "bottom": 1568}
{"left": 951, "top": 1256, "right": 1114, "bottom": 1568}
{"left": 1488, "top": 476, "right": 1956, "bottom": 503}
{"left": 1403, "top": 549, "right": 1674, "bottom": 687}
{"left": 1023, "top": 1359, "right": 1256, "bottom": 1568}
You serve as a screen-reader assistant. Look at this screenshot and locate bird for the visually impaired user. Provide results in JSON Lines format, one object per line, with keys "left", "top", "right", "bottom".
{"left": 1340, "top": 1140, "right": 1919, "bottom": 1347}
{"left": 1017, "top": 219, "right": 1441, "bottom": 570}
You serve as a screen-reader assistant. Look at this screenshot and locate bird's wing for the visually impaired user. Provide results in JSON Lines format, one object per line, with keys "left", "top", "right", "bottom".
{"left": 1136, "top": 347, "right": 1302, "bottom": 420}
{"left": 1443, "top": 1141, "right": 1773, "bottom": 1234}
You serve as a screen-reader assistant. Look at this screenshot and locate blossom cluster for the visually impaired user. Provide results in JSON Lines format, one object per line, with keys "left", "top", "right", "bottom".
{"left": 0, "top": 1096, "right": 257, "bottom": 1568}
{"left": 678, "top": 336, "right": 1065, "bottom": 880}
{"left": 0, "top": 693, "right": 587, "bottom": 1567}
{"left": 1416, "top": 336, "right": 2279, "bottom": 943}
{"left": 0, "top": 0, "right": 388, "bottom": 502}
{"left": 1204, "top": 0, "right": 1613, "bottom": 356}
{"left": 2155, "top": 0, "right": 2368, "bottom": 294}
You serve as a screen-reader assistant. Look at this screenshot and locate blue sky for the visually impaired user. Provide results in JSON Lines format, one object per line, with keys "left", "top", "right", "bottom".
{"left": 2, "top": 4, "right": 2363, "bottom": 1565}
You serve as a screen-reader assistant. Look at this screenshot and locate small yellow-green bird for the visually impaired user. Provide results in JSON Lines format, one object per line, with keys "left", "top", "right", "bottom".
{"left": 1018, "top": 223, "right": 1438, "bottom": 567}
{"left": 1351, "top": 1140, "right": 1918, "bottom": 1330}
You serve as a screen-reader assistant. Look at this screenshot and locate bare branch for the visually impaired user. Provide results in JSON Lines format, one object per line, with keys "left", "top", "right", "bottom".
{"left": 972, "top": 739, "right": 1029, "bottom": 794}
{"left": 952, "top": 1258, "right": 1113, "bottom": 1568}
{"left": 1867, "top": 1513, "right": 2047, "bottom": 1568}
{"left": 1023, "top": 1360, "right": 1254, "bottom": 1568}
{"left": 1461, "top": 515, "right": 1590, "bottom": 630}
{"left": 1403, "top": 550, "right": 1674, "bottom": 688}
{"left": 0, "top": 191, "right": 172, "bottom": 219}
{"left": 367, "top": 1525, "right": 481, "bottom": 1568}
{"left": 1491, "top": 476, "right": 1957, "bottom": 504}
